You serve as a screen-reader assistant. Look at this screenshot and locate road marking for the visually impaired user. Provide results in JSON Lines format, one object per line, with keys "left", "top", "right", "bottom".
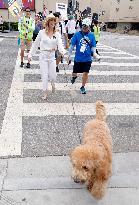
{"left": 74, "top": 103, "right": 139, "bottom": 116}
{"left": 25, "top": 60, "right": 139, "bottom": 67}
{"left": 24, "top": 53, "right": 39, "bottom": 57}
{"left": 99, "top": 43, "right": 139, "bottom": 58}
{"left": 23, "top": 103, "right": 74, "bottom": 116}
{"left": 99, "top": 51, "right": 128, "bottom": 54}
{"left": 23, "top": 69, "right": 139, "bottom": 76}
{"left": 63, "top": 54, "right": 139, "bottom": 59}
{"left": 98, "top": 56, "right": 139, "bottom": 59}
{"left": 23, "top": 82, "right": 139, "bottom": 91}
{"left": 0, "top": 50, "right": 23, "bottom": 157}
{"left": 0, "top": 38, "right": 3, "bottom": 42}
{"left": 22, "top": 103, "right": 139, "bottom": 116}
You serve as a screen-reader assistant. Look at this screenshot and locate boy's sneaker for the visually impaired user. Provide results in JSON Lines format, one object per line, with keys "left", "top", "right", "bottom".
{"left": 26, "top": 63, "right": 30, "bottom": 68}
{"left": 80, "top": 86, "right": 86, "bottom": 94}
{"left": 71, "top": 76, "right": 77, "bottom": 84}
{"left": 20, "top": 62, "right": 24, "bottom": 68}
{"left": 56, "top": 66, "right": 59, "bottom": 73}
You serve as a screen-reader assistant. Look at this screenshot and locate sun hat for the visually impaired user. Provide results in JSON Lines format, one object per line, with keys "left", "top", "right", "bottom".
{"left": 44, "top": 13, "right": 56, "bottom": 27}
{"left": 82, "top": 18, "right": 91, "bottom": 27}
{"left": 45, "top": 13, "right": 56, "bottom": 21}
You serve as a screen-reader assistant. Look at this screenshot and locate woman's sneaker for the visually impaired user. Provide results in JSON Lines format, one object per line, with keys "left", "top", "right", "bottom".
{"left": 26, "top": 63, "right": 31, "bottom": 68}
{"left": 80, "top": 86, "right": 86, "bottom": 94}
{"left": 20, "top": 62, "right": 24, "bottom": 67}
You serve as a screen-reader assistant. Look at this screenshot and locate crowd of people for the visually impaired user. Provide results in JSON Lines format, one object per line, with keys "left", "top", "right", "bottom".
{"left": 17, "top": 6, "right": 101, "bottom": 99}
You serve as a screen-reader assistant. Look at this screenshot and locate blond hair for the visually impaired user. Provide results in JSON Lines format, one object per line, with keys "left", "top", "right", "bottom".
{"left": 43, "top": 17, "right": 56, "bottom": 33}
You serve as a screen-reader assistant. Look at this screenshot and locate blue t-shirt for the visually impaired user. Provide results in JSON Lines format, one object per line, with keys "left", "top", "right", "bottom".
{"left": 71, "top": 31, "right": 96, "bottom": 62}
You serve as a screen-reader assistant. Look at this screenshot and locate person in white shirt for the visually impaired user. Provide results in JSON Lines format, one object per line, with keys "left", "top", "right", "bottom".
{"left": 53, "top": 12, "right": 68, "bottom": 72}
{"left": 28, "top": 14, "right": 66, "bottom": 100}
{"left": 66, "top": 15, "right": 76, "bottom": 42}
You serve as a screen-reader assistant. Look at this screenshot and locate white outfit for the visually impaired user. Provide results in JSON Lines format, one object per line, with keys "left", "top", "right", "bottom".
{"left": 56, "top": 22, "right": 67, "bottom": 47}
{"left": 28, "top": 29, "right": 66, "bottom": 91}
{"left": 66, "top": 20, "right": 76, "bottom": 34}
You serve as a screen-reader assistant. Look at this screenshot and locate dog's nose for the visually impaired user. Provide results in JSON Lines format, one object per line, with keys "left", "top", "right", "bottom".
{"left": 73, "top": 177, "right": 80, "bottom": 183}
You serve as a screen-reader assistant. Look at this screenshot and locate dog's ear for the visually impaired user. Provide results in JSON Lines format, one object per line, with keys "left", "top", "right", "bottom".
{"left": 69, "top": 145, "right": 82, "bottom": 160}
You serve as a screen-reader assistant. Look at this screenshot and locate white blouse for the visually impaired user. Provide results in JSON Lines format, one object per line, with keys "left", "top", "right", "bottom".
{"left": 28, "top": 29, "right": 66, "bottom": 58}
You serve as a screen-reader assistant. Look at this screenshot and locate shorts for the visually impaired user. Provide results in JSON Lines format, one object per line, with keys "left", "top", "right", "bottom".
{"left": 68, "top": 33, "right": 74, "bottom": 40}
{"left": 20, "top": 39, "right": 32, "bottom": 51}
{"left": 73, "top": 61, "right": 92, "bottom": 73}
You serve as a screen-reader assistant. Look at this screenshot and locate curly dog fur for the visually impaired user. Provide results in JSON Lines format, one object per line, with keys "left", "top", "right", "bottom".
{"left": 70, "top": 101, "right": 112, "bottom": 200}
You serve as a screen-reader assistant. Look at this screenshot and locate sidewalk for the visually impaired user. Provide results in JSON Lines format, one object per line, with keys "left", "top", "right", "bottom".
{"left": 0, "top": 31, "right": 18, "bottom": 38}
{"left": 0, "top": 152, "right": 139, "bottom": 205}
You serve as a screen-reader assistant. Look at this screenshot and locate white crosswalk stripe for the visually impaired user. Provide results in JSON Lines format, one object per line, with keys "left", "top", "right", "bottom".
{"left": 22, "top": 103, "right": 139, "bottom": 116}
{"left": 24, "top": 59, "right": 139, "bottom": 67}
{"left": 23, "top": 82, "right": 139, "bottom": 91}
{"left": 24, "top": 69, "right": 139, "bottom": 76}
{"left": 0, "top": 42, "right": 139, "bottom": 157}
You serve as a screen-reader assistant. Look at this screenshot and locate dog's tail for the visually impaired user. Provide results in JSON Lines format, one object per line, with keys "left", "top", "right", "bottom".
{"left": 96, "top": 101, "right": 106, "bottom": 121}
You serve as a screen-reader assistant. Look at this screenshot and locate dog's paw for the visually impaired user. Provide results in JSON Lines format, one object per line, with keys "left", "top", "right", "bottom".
{"left": 90, "top": 182, "right": 107, "bottom": 200}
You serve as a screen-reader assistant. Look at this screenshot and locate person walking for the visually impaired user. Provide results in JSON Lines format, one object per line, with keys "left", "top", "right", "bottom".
{"left": 67, "top": 18, "right": 97, "bottom": 94}
{"left": 33, "top": 14, "right": 43, "bottom": 41}
{"left": 42, "top": 4, "right": 49, "bottom": 20}
{"left": 18, "top": 7, "right": 35, "bottom": 68}
{"left": 53, "top": 12, "right": 68, "bottom": 72}
{"left": 66, "top": 15, "right": 76, "bottom": 43}
{"left": 76, "top": 16, "right": 82, "bottom": 32}
{"left": 92, "top": 20, "right": 100, "bottom": 55}
{"left": 28, "top": 14, "right": 66, "bottom": 100}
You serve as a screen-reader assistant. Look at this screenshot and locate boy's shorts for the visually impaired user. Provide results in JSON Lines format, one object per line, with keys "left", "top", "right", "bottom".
{"left": 20, "top": 39, "right": 32, "bottom": 51}
{"left": 68, "top": 33, "right": 74, "bottom": 40}
{"left": 73, "top": 61, "right": 92, "bottom": 73}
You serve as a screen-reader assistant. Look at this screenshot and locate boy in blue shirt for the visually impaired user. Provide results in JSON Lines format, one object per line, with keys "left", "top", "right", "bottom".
{"left": 67, "top": 18, "right": 98, "bottom": 94}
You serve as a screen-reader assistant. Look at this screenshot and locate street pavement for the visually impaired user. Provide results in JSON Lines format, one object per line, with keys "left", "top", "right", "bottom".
{"left": 0, "top": 32, "right": 139, "bottom": 204}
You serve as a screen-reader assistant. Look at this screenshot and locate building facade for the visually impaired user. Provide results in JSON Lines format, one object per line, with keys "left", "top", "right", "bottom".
{"left": 91, "top": 0, "right": 139, "bottom": 23}
{"left": 0, "top": 0, "right": 139, "bottom": 23}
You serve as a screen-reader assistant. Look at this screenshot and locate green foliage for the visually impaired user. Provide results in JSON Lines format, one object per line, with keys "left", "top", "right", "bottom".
{"left": 2, "top": 22, "right": 18, "bottom": 31}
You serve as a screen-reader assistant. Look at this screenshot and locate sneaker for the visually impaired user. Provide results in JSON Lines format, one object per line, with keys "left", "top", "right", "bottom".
{"left": 26, "top": 63, "right": 30, "bottom": 68}
{"left": 56, "top": 66, "right": 59, "bottom": 73}
{"left": 71, "top": 76, "right": 77, "bottom": 84}
{"left": 80, "top": 86, "right": 86, "bottom": 94}
{"left": 20, "top": 62, "right": 24, "bottom": 67}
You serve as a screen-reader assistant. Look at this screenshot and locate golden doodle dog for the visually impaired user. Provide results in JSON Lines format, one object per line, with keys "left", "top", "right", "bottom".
{"left": 70, "top": 101, "right": 112, "bottom": 200}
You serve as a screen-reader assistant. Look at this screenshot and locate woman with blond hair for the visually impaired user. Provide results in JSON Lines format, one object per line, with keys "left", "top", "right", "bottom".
{"left": 28, "top": 14, "right": 66, "bottom": 100}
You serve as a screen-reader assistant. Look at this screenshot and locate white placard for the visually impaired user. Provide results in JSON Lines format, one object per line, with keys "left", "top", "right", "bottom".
{"left": 56, "top": 3, "right": 67, "bottom": 19}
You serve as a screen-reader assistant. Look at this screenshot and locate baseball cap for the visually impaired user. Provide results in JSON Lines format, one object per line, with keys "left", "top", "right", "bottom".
{"left": 82, "top": 18, "right": 91, "bottom": 27}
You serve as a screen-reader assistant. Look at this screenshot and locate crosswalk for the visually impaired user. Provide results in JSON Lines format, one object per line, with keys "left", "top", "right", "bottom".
{"left": 0, "top": 43, "right": 139, "bottom": 157}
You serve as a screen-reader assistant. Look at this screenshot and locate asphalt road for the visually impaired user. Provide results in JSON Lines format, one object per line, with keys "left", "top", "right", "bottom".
{"left": 0, "top": 32, "right": 139, "bottom": 158}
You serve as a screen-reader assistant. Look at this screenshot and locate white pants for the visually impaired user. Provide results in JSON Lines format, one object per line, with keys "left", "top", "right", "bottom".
{"left": 39, "top": 52, "right": 56, "bottom": 91}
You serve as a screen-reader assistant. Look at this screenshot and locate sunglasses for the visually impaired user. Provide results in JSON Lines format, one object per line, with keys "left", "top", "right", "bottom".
{"left": 26, "top": 10, "right": 30, "bottom": 13}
